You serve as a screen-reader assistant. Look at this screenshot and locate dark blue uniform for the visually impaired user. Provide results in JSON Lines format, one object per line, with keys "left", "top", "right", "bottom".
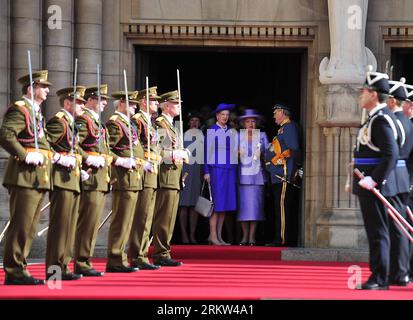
{"left": 352, "top": 104, "right": 400, "bottom": 287}
{"left": 265, "top": 119, "right": 301, "bottom": 246}
{"left": 389, "top": 111, "right": 413, "bottom": 283}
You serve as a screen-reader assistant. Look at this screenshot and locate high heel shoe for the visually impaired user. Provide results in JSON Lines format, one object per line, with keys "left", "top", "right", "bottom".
{"left": 208, "top": 239, "right": 222, "bottom": 246}
{"left": 248, "top": 241, "right": 256, "bottom": 246}
{"left": 219, "top": 240, "right": 231, "bottom": 246}
{"left": 239, "top": 241, "right": 248, "bottom": 246}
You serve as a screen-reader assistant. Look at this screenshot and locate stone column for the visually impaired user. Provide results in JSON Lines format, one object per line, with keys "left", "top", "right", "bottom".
{"left": 319, "top": 0, "right": 376, "bottom": 84}
{"left": 42, "top": 0, "right": 74, "bottom": 120}
{"left": 74, "top": 0, "right": 102, "bottom": 86}
{"left": 102, "top": 0, "right": 121, "bottom": 120}
{"left": 316, "top": 0, "right": 375, "bottom": 249}
{"left": 10, "top": 0, "right": 43, "bottom": 102}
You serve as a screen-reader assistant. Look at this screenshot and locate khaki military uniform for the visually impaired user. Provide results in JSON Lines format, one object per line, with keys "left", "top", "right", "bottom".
{"left": 0, "top": 98, "right": 53, "bottom": 279}
{"left": 152, "top": 113, "right": 183, "bottom": 262}
{"left": 128, "top": 110, "right": 161, "bottom": 265}
{"left": 46, "top": 106, "right": 83, "bottom": 276}
{"left": 73, "top": 108, "right": 111, "bottom": 273}
{"left": 106, "top": 111, "right": 144, "bottom": 268}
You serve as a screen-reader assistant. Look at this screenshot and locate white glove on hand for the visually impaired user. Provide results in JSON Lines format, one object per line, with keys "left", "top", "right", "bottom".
{"left": 143, "top": 161, "right": 154, "bottom": 173}
{"left": 173, "top": 149, "right": 190, "bottom": 163}
{"left": 80, "top": 169, "right": 90, "bottom": 181}
{"left": 25, "top": 152, "right": 44, "bottom": 166}
{"left": 358, "top": 176, "right": 377, "bottom": 191}
{"left": 86, "top": 155, "right": 105, "bottom": 168}
{"left": 57, "top": 155, "right": 76, "bottom": 169}
{"left": 114, "top": 157, "right": 136, "bottom": 169}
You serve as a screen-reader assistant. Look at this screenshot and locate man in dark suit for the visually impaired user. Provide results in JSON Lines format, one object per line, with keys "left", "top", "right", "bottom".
{"left": 352, "top": 66, "right": 400, "bottom": 290}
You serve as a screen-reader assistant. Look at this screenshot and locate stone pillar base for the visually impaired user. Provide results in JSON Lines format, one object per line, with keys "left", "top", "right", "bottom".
{"left": 316, "top": 208, "right": 367, "bottom": 249}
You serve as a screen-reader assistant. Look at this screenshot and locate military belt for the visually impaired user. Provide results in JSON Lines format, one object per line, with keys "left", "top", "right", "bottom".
{"left": 353, "top": 158, "right": 406, "bottom": 167}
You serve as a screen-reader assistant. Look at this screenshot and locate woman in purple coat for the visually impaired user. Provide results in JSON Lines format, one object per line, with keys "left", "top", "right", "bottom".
{"left": 237, "top": 109, "right": 269, "bottom": 245}
{"left": 204, "top": 103, "right": 238, "bottom": 245}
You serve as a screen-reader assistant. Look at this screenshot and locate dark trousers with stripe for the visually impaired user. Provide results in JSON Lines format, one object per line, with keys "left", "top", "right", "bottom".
{"left": 358, "top": 195, "right": 390, "bottom": 286}
{"left": 388, "top": 193, "right": 410, "bottom": 281}
{"left": 272, "top": 183, "right": 296, "bottom": 246}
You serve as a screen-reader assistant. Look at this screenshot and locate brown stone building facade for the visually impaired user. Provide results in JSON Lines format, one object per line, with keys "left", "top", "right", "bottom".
{"left": 1, "top": 0, "right": 413, "bottom": 255}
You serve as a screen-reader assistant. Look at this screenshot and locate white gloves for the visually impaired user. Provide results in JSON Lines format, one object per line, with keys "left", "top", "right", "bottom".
{"left": 25, "top": 152, "right": 44, "bottom": 166}
{"left": 358, "top": 176, "right": 377, "bottom": 190}
{"left": 80, "top": 169, "right": 90, "bottom": 181}
{"left": 52, "top": 154, "right": 76, "bottom": 169}
{"left": 114, "top": 157, "right": 136, "bottom": 169}
{"left": 173, "top": 149, "right": 190, "bottom": 163}
{"left": 86, "top": 155, "right": 105, "bottom": 168}
{"left": 144, "top": 161, "right": 155, "bottom": 173}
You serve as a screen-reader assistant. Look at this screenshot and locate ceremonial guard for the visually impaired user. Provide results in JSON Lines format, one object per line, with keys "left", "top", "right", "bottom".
{"left": 128, "top": 86, "right": 162, "bottom": 270}
{"left": 386, "top": 78, "right": 413, "bottom": 286}
{"left": 105, "top": 91, "right": 145, "bottom": 273}
{"left": 352, "top": 67, "right": 399, "bottom": 290}
{"left": 0, "top": 70, "right": 53, "bottom": 285}
{"left": 45, "top": 86, "right": 87, "bottom": 280}
{"left": 264, "top": 104, "right": 301, "bottom": 247}
{"left": 73, "top": 85, "right": 111, "bottom": 277}
{"left": 152, "top": 90, "right": 188, "bottom": 266}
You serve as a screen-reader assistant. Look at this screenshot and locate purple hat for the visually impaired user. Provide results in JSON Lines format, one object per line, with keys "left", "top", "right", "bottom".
{"left": 238, "top": 109, "right": 263, "bottom": 122}
{"left": 213, "top": 103, "right": 235, "bottom": 114}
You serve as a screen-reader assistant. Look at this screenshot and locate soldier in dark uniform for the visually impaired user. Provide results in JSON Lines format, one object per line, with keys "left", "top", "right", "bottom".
{"left": 45, "top": 86, "right": 87, "bottom": 281}
{"left": 264, "top": 104, "right": 301, "bottom": 247}
{"left": 73, "top": 85, "right": 111, "bottom": 277}
{"left": 352, "top": 67, "right": 400, "bottom": 290}
{"left": 105, "top": 91, "right": 146, "bottom": 273}
{"left": 128, "top": 87, "right": 162, "bottom": 270}
{"left": 152, "top": 90, "right": 189, "bottom": 266}
{"left": 403, "top": 83, "right": 413, "bottom": 280}
{"left": 0, "top": 70, "right": 53, "bottom": 285}
{"left": 386, "top": 78, "right": 413, "bottom": 286}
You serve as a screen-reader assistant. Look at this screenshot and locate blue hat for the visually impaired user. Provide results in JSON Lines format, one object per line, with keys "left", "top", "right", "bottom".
{"left": 213, "top": 103, "right": 235, "bottom": 114}
{"left": 238, "top": 109, "right": 263, "bottom": 122}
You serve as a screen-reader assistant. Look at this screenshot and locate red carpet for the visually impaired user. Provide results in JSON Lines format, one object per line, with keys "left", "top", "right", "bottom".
{"left": 1, "top": 245, "right": 413, "bottom": 300}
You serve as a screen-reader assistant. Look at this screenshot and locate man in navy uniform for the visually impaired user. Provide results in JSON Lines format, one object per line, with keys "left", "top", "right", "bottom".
{"left": 387, "top": 78, "right": 413, "bottom": 286}
{"left": 264, "top": 104, "right": 301, "bottom": 247}
{"left": 353, "top": 66, "right": 401, "bottom": 290}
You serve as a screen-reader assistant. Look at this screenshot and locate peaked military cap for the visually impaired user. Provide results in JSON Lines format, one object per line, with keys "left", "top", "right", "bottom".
{"left": 360, "top": 65, "right": 390, "bottom": 94}
{"left": 135, "top": 86, "right": 161, "bottom": 100}
{"left": 389, "top": 78, "right": 408, "bottom": 101}
{"left": 18, "top": 70, "right": 53, "bottom": 87}
{"left": 111, "top": 90, "right": 140, "bottom": 104}
{"left": 56, "top": 86, "right": 87, "bottom": 103}
{"left": 84, "top": 84, "right": 109, "bottom": 100}
{"left": 273, "top": 103, "right": 291, "bottom": 113}
{"left": 159, "top": 90, "right": 182, "bottom": 103}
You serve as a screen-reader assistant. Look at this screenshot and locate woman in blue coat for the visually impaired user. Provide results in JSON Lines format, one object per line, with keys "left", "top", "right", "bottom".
{"left": 204, "top": 103, "right": 238, "bottom": 245}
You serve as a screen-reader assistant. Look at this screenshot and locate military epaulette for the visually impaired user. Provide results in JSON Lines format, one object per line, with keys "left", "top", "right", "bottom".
{"left": 109, "top": 114, "right": 119, "bottom": 122}
{"left": 155, "top": 116, "right": 165, "bottom": 123}
{"left": 56, "top": 111, "right": 65, "bottom": 119}
{"left": 14, "top": 100, "right": 25, "bottom": 107}
{"left": 132, "top": 113, "right": 142, "bottom": 120}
